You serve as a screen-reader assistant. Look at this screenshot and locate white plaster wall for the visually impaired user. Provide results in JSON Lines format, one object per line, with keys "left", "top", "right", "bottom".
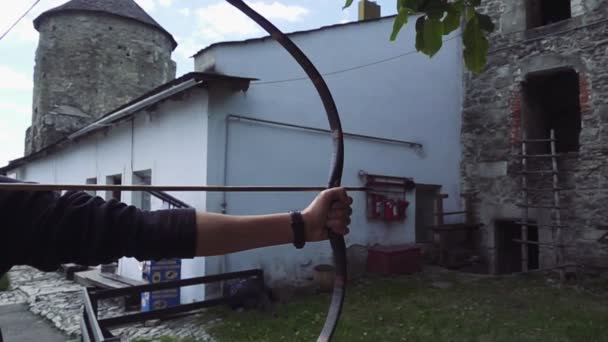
{"left": 199, "top": 17, "right": 464, "bottom": 284}
{"left": 129, "top": 89, "right": 210, "bottom": 303}
{"left": 13, "top": 89, "right": 211, "bottom": 303}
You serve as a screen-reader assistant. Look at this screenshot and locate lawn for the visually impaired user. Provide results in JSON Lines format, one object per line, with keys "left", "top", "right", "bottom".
{"left": 201, "top": 270, "right": 608, "bottom": 342}
{"left": 0, "top": 274, "right": 9, "bottom": 291}
{"left": 131, "top": 269, "right": 608, "bottom": 342}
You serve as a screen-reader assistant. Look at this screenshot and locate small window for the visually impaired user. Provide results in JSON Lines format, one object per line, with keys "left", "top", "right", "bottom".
{"left": 522, "top": 68, "right": 581, "bottom": 153}
{"left": 86, "top": 177, "right": 97, "bottom": 196}
{"left": 132, "top": 170, "right": 152, "bottom": 211}
{"left": 106, "top": 174, "right": 122, "bottom": 201}
{"left": 527, "top": 0, "right": 571, "bottom": 29}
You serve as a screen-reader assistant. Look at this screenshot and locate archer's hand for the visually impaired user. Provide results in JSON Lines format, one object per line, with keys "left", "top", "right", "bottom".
{"left": 302, "top": 187, "right": 353, "bottom": 242}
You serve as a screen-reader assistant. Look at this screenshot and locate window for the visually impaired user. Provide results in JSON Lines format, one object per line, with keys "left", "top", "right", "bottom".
{"left": 85, "top": 177, "right": 97, "bottom": 196}
{"left": 522, "top": 68, "right": 581, "bottom": 153}
{"left": 106, "top": 174, "right": 122, "bottom": 201}
{"left": 527, "top": 0, "right": 571, "bottom": 29}
{"left": 132, "top": 170, "right": 151, "bottom": 211}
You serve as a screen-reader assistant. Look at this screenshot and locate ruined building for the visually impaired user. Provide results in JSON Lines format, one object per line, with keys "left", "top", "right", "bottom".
{"left": 26, "top": 0, "right": 177, "bottom": 154}
{"left": 462, "top": 0, "right": 608, "bottom": 273}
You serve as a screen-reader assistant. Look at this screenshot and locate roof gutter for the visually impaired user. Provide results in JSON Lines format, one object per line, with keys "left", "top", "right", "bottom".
{"left": 68, "top": 78, "right": 201, "bottom": 140}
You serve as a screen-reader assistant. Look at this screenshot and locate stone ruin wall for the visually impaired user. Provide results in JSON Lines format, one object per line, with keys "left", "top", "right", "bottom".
{"left": 461, "top": 0, "right": 608, "bottom": 273}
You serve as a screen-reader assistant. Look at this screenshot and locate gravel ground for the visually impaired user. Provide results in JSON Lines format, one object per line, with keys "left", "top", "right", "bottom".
{"left": 1, "top": 266, "right": 218, "bottom": 341}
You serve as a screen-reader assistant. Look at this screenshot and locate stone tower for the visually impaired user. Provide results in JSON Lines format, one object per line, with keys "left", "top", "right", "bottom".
{"left": 26, "top": 0, "right": 177, "bottom": 154}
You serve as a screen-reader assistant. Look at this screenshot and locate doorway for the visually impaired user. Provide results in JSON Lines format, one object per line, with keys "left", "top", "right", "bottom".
{"left": 522, "top": 68, "right": 581, "bottom": 154}
{"left": 415, "top": 184, "right": 441, "bottom": 243}
{"left": 495, "top": 220, "right": 539, "bottom": 274}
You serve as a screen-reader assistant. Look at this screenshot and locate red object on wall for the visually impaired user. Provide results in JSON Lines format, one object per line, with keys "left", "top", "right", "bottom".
{"left": 397, "top": 199, "right": 409, "bottom": 219}
{"left": 367, "top": 244, "right": 422, "bottom": 275}
{"left": 383, "top": 199, "right": 396, "bottom": 220}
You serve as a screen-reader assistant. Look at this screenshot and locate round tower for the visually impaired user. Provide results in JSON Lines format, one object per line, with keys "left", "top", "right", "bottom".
{"left": 26, "top": 0, "right": 177, "bottom": 154}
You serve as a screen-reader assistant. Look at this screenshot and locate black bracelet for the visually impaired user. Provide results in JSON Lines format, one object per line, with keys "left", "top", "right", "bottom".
{"left": 290, "top": 211, "right": 306, "bottom": 249}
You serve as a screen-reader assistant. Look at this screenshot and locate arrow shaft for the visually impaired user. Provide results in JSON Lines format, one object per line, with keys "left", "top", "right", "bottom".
{"left": 0, "top": 183, "right": 368, "bottom": 192}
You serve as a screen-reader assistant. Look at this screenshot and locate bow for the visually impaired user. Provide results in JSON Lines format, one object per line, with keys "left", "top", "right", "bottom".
{"left": 224, "top": 1, "right": 346, "bottom": 340}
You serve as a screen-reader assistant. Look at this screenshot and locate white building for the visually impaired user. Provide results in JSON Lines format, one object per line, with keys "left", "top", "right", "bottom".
{"left": 1, "top": 16, "right": 464, "bottom": 303}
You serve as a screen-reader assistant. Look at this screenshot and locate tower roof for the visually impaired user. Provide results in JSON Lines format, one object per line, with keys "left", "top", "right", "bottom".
{"left": 33, "top": 0, "right": 177, "bottom": 49}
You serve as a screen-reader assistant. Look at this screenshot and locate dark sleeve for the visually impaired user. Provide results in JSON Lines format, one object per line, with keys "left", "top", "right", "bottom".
{"left": 0, "top": 178, "right": 197, "bottom": 272}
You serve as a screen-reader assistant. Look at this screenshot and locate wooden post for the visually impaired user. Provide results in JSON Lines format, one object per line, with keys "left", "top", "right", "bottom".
{"left": 550, "top": 129, "right": 565, "bottom": 280}
{"left": 521, "top": 133, "right": 529, "bottom": 272}
{"left": 433, "top": 194, "right": 448, "bottom": 265}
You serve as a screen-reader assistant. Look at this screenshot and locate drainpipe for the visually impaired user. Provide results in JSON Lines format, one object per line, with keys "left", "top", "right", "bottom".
{"left": 221, "top": 114, "right": 231, "bottom": 214}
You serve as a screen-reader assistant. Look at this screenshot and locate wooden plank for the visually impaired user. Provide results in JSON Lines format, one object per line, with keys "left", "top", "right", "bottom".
{"left": 516, "top": 204, "right": 561, "bottom": 209}
{"left": 74, "top": 270, "right": 132, "bottom": 289}
{"left": 437, "top": 211, "right": 467, "bottom": 216}
{"left": 430, "top": 223, "right": 482, "bottom": 232}
{"left": 521, "top": 138, "right": 556, "bottom": 143}
{"left": 100, "top": 273, "right": 146, "bottom": 287}
{"left": 514, "top": 154, "right": 560, "bottom": 158}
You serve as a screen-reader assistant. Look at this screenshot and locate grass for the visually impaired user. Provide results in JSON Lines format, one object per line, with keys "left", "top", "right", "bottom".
{"left": 0, "top": 274, "right": 9, "bottom": 291}
{"left": 200, "top": 271, "right": 608, "bottom": 342}
{"left": 131, "top": 337, "right": 200, "bottom": 342}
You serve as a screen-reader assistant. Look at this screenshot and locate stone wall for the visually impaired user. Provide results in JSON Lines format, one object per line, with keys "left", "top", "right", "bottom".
{"left": 461, "top": 0, "right": 608, "bottom": 273}
{"left": 27, "top": 12, "right": 176, "bottom": 154}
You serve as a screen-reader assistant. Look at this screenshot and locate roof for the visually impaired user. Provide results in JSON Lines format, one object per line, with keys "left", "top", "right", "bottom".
{"left": 0, "top": 72, "right": 256, "bottom": 173}
{"left": 33, "top": 0, "right": 177, "bottom": 50}
{"left": 193, "top": 15, "right": 397, "bottom": 58}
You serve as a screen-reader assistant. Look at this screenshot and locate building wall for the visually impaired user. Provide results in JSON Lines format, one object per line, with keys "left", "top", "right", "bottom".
{"left": 461, "top": 0, "right": 608, "bottom": 272}
{"left": 15, "top": 89, "right": 210, "bottom": 303}
{"left": 28, "top": 12, "right": 176, "bottom": 154}
{"left": 197, "top": 17, "right": 465, "bottom": 286}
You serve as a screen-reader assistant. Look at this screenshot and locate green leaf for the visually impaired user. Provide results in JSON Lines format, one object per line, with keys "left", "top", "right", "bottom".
{"left": 415, "top": 16, "right": 426, "bottom": 52}
{"left": 452, "top": 0, "right": 465, "bottom": 11}
{"left": 442, "top": 6, "right": 461, "bottom": 35}
{"left": 465, "top": 6, "right": 476, "bottom": 20}
{"left": 423, "top": 0, "right": 448, "bottom": 19}
{"left": 422, "top": 17, "right": 443, "bottom": 57}
{"left": 468, "top": 0, "right": 481, "bottom": 6}
{"left": 343, "top": 0, "right": 354, "bottom": 9}
{"left": 463, "top": 16, "right": 489, "bottom": 73}
{"left": 477, "top": 13, "right": 495, "bottom": 32}
{"left": 391, "top": 8, "right": 411, "bottom": 41}
{"left": 402, "top": 0, "right": 422, "bottom": 11}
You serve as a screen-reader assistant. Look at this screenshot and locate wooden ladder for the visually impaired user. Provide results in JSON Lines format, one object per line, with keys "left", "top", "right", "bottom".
{"left": 518, "top": 129, "right": 564, "bottom": 273}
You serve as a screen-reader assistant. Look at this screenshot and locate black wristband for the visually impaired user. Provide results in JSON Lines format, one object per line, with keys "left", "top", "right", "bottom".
{"left": 290, "top": 211, "right": 306, "bottom": 249}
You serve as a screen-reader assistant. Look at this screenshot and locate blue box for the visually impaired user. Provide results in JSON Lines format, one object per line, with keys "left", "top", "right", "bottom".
{"left": 141, "top": 259, "right": 181, "bottom": 312}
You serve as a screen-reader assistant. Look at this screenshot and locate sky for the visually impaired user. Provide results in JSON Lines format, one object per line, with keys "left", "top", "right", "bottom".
{"left": 0, "top": 0, "right": 398, "bottom": 167}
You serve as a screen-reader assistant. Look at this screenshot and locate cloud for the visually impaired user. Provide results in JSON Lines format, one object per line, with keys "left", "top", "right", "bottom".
{"left": 250, "top": 2, "right": 310, "bottom": 22}
{"left": 135, "top": 0, "right": 156, "bottom": 12}
{"left": 0, "top": 99, "right": 29, "bottom": 166}
{"left": 0, "top": 0, "right": 65, "bottom": 44}
{"left": 0, "top": 66, "right": 32, "bottom": 91}
{"left": 339, "top": 7, "right": 353, "bottom": 24}
{"left": 174, "top": 35, "right": 204, "bottom": 60}
{"left": 158, "top": 0, "right": 174, "bottom": 7}
{"left": 195, "top": 1, "right": 309, "bottom": 41}
{"left": 178, "top": 8, "right": 190, "bottom": 16}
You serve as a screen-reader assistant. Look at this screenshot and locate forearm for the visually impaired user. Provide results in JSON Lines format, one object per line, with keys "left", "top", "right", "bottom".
{"left": 195, "top": 212, "right": 293, "bottom": 256}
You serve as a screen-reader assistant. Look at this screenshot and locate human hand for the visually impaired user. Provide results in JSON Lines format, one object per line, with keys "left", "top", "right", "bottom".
{"left": 302, "top": 187, "right": 353, "bottom": 242}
